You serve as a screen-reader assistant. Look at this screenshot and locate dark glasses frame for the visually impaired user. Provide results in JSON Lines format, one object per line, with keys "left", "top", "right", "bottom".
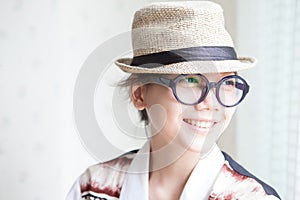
{"left": 148, "top": 74, "right": 250, "bottom": 107}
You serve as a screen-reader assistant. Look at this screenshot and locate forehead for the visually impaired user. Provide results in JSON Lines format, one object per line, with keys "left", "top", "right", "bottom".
{"left": 162, "top": 72, "right": 235, "bottom": 80}
{"left": 202, "top": 72, "right": 235, "bottom": 80}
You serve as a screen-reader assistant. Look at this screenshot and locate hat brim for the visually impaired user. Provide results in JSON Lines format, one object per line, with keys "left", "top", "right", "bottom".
{"left": 115, "top": 57, "right": 256, "bottom": 74}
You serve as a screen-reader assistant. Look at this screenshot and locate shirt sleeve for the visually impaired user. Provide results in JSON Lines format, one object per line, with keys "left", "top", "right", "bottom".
{"left": 65, "top": 178, "right": 82, "bottom": 200}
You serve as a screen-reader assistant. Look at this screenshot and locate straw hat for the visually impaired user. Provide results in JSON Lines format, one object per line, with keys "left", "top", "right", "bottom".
{"left": 115, "top": 1, "right": 256, "bottom": 74}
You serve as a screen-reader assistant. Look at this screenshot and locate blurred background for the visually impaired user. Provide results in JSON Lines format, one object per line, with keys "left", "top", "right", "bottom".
{"left": 0, "top": 0, "right": 299, "bottom": 199}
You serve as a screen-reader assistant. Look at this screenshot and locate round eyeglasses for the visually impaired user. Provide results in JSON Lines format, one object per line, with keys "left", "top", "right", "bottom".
{"left": 147, "top": 74, "right": 250, "bottom": 107}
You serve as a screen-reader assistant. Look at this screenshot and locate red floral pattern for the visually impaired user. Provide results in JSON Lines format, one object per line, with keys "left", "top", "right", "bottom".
{"left": 208, "top": 161, "right": 278, "bottom": 200}
{"left": 79, "top": 154, "right": 279, "bottom": 200}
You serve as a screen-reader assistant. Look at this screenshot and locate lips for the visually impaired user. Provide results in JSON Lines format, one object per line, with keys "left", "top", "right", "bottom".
{"left": 183, "top": 119, "right": 215, "bottom": 129}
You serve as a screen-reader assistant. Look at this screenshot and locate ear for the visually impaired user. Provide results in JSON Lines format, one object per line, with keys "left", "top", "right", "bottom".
{"left": 131, "top": 85, "right": 146, "bottom": 110}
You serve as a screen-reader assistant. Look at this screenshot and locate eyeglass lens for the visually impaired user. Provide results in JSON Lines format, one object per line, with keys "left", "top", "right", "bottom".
{"left": 174, "top": 75, "right": 246, "bottom": 107}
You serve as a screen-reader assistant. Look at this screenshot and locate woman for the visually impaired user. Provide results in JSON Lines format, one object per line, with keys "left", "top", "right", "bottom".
{"left": 67, "top": 1, "right": 281, "bottom": 199}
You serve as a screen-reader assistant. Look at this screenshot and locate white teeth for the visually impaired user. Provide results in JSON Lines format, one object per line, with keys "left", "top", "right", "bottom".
{"left": 184, "top": 119, "right": 214, "bottom": 128}
{"left": 192, "top": 120, "right": 196, "bottom": 126}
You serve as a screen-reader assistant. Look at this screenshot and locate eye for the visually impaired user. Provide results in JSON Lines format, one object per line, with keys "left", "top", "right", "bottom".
{"left": 220, "top": 78, "right": 236, "bottom": 91}
{"left": 176, "top": 76, "right": 208, "bottom": 92}
{"left": 223, "top": 80, "right": 235, "bottom": 86}
{"left": 185, "top": 77, "right": 199, "bottom": 83}
{"left": 177, "top": 76, "right": 201, "bottom": 87}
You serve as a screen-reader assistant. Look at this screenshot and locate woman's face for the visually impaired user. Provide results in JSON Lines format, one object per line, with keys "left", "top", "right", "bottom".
{"left": 132, "top": 72, "right": 237, "bottom": 156}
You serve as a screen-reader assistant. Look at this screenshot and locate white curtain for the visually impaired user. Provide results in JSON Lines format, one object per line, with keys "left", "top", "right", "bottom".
{"left": 235, "top": 0, "right": 300, "bottom": 199}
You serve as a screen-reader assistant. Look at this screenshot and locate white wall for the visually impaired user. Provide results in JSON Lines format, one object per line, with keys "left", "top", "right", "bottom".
{"left": 0, "top": 0, "right": 151, "bottom": 199}
{"left": 234, "top": 1, "right": 300, "bottom": 198}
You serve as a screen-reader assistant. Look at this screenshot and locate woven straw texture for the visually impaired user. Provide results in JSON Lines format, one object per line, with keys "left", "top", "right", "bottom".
{"left": 115, "top": 1, "right": 256, "bottom": 74}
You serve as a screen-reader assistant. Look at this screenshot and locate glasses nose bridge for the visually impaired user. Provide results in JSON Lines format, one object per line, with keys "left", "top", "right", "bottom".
{"left": 201, "top": 81, "right": 218, "bottom": 100}
{"left": 207, "top": 82, "right": 218, "bottom": 92}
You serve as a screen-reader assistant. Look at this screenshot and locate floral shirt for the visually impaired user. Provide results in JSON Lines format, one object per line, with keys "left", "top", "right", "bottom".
{"left": 66, "top": 144, "right": 280, "bottom": 200}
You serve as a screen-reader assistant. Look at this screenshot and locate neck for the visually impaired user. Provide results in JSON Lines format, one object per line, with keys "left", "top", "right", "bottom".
{"left": 150, "top": 150, "right": 199, "bottom": 179}
{"left": 148, "top": 139, "right": 201, "bottom": 198}
{"left": 149, "top": 141, "right": 200, "bottom": 173}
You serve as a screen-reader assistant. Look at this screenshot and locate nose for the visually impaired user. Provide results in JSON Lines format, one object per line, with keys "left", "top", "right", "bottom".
{"left": 194, "top": 89, "right": 220, "bottom": 111}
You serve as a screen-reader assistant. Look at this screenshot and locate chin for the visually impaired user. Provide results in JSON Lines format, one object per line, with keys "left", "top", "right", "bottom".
{"left": 176, "top": 124, "right": 222, "bottom": 155}
{"left": 185, "top": 139, "right": 217, "bottom": 155}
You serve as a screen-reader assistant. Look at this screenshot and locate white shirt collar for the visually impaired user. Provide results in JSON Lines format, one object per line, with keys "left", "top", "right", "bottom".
{"left": 119, "top": 142, "right": 224, "bottom": 200}
{"left": 180, "top": 145, "right": 225, "bottom": 199}
{"left": 119, "top": 142, "right": 150, "bottom": 200}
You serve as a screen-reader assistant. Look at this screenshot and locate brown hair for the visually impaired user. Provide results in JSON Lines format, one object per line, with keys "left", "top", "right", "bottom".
{"left": 118, "top": 74, "right": 151, "bottom": 125}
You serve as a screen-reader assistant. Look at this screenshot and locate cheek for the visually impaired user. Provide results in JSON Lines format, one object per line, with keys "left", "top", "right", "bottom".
{"left": 225, "top": 107, "right": 235, "bottom": 120}
{"left": 145, "top": 86, "right": 183, "bottom": 132}
{"left": 147, "top": 104, "right": 168, "bottom": 134}
{"left": 165, "top": 103, "right": 183, "bottom": 125}
{"left": 221, "top": 108, "right": 236, "bottom": 131}
{"left": 146, "top": 85, "right": 180, "bottom": 115}
{"left": 148, "top": 101, "right": 183, "bottom": 133}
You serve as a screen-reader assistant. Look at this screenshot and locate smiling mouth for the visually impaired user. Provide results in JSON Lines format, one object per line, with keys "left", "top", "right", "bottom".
{"left": 183, "top": 119, "right": 215, "bottom": 129}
